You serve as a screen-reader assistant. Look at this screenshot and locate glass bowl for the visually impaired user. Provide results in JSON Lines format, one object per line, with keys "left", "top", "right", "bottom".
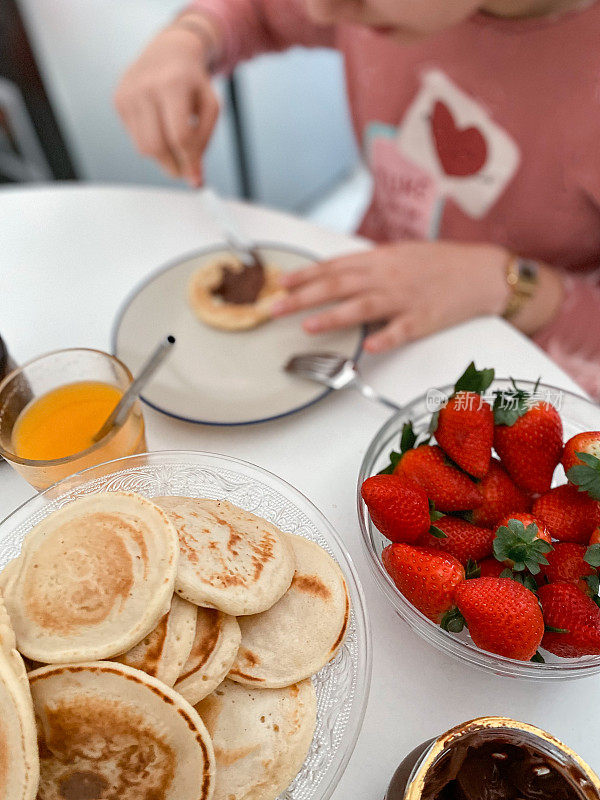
{"left": 0, "top": 450, "right": 372, "bottom": 800}
{"left": 358, "top": 379, "right": 600, "bottom": 681}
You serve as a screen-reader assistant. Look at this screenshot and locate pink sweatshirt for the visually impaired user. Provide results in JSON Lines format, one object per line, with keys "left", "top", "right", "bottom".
{"left": 190, "top": 0, "right": 600, "bottom": 397}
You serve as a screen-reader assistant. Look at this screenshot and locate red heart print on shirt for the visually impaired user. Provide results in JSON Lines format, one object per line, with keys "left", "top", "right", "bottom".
{"left": 431, "top": 100, "right": 488, "bottom": 177}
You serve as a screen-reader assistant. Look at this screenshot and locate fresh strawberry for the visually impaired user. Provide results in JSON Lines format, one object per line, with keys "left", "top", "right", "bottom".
{"left": 533, "top": 484, "right": 600, "bottom": 544}
{"left": 590, "top": 529, "right": 600, "bottom": 546}
{"left": 361, "top": 474, "right": 432, "bottom": 543}
{"left": 449, "top": 577, "right": 544, "bottom": 661}
{"left": 564, "top": 450, "right": 600, "bottom": 502}
{"left": 538, "top": 582, "right": 600, "bottom": 657}
{"left": 478, "top": 558, "right": 506, "bottom": 579}
{"left": 493, "top": 513, "right": 553, "bottom": 575}
{"left": 493, "top": 385, "right": 563, "bottom": 494}
{"left": 394, "top": 445, "right": 483, "bottom": 512}
{"left": 539, "top": 543, "right": 598, "bottom": 597}
{"left": 418, "top": 516, "right": 495, "bottom": 566}
{"left": 382, "top": 543, "right": 465, "bottom": 623}
{"left": 470, "top": 459, "right": 531, "bottom": 528}
{"left": 561, "top": 431, "right": 600, "bottom": 476}
{"left": 433, "top": 364, "right": 495, "bottom": 479}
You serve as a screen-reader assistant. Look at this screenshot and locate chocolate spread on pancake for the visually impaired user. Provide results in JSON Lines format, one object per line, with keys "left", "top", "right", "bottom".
{"left": 212, "top": 262, "right": 265, "bottom": 304}
{"left": 387, "top": 733, "right": 595, "bottom": 800}
{"left": 59, "top": 770, "right": 108, "bottom": 800}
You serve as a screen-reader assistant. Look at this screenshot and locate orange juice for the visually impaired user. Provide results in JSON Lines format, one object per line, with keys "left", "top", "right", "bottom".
{"left": 13, "top": 381, "right": 123, "bottom": 461}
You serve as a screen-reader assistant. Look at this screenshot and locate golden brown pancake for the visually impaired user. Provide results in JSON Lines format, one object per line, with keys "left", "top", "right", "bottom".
{"left": 175, "top": 607, "right": 240, "bottom": 706}
{"left": 188, "top": 258, "right": 286, "bottom": 331}
{"left": 229, "top": 533, "right": 349, "bottom": 688}
{"left": 116, "top": 594, "right": 197, "bottom": 686}
{"left": 4, "top": 492, "right": 179, "bottom": 663}
{"left": 0, "top": 598, "right": 39, "bottom": 800}
{"left": 156, "top": 497, "right": 295, "bottom": 616}
{"left": 29, "top": 661, "right": 215, "bottom": 800}
{"left": 195, "top": 679, "right": 316, "bottom": 800}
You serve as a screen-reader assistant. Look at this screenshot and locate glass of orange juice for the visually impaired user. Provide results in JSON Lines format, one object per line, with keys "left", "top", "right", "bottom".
{"left": 0, "top": 348, "right": 147, "bottom": 490}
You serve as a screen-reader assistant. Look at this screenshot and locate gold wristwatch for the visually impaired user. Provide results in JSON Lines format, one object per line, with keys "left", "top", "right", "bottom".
{"left": 502, "top": 255, "right": 540, "bottom": 321}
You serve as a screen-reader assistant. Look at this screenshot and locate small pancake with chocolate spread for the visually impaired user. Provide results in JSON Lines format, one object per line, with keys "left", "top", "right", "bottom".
{"left": 4, "top": 492, "right": 179, "bottom": 663}
{"left": 229, "top": 534, "right": 349, "bottom": 688}
{"left": 188, "top": 256, "right": 286, "bottom": 331}
{"left": 195, "top": 678, "right": 316, "bottom": 800}
{"left": 175, "top": 607, "right": 240, "bottom": 706}
{"left": 156, "top": 497, "right": 295, "bottom": 617}
{"left": 115, "top": 594, "right": 197, "bottom": 686}
{"left": 0, "top": 599, "right": 39, "bottom": 800}
{"left": 29, "top": 660, "right": 215, "bottom": 800}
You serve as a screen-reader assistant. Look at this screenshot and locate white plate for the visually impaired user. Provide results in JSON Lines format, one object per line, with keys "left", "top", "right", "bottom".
{"left": 112, "top": 243, "right": 363, "bottom": 425}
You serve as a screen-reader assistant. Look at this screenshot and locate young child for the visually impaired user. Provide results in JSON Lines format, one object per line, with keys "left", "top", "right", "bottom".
{"left": 116, "top": 0, "right": 600, "bottom": 397}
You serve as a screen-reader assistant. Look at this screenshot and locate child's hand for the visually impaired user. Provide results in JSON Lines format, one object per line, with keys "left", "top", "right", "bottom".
{"left": 273, "top": 241, "right": 510, "bottom": 353}
{"left": 115, "top": 23, "right": 220, "bottom": 186}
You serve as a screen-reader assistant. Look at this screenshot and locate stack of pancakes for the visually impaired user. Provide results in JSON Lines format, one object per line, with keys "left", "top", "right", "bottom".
{"left": 0, "top": 490, "right": 350, "bottom": 800}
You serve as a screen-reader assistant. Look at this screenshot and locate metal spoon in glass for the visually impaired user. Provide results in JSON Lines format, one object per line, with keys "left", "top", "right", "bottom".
{"left": 93, "top": 335, "right": 176, "bottom": 442}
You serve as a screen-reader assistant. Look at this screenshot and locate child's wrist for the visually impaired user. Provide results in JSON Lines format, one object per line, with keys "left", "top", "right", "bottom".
{"left": 500, "top": 254, "right": 564, "bottom": 334}
{"left": 168, "top": 11, "right": 221, "bottom": 69}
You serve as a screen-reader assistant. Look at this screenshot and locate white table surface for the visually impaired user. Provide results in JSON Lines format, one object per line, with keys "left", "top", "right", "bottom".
{"left": 1, "top": 184, "right": 596, "bottom": 795}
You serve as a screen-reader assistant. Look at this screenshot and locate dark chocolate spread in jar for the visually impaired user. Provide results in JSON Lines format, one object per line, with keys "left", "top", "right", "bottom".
{"left": 212, "top": 261, "right": 266, "bottom": 305}
{"left": 386, "top": 718, "right": 600, "bottom": 800}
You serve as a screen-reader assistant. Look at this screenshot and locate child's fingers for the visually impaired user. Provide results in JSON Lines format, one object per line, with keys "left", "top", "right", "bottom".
{"left": 130, "top": 99, "right": 180, "bottom": 177}
{"left": 279, "top": 251, "right": 371, "bottom": 288}
{"left": 193, "top": 85, "right": 221, "bottom": 167}
{"left": 302, "top": 293, "right": 391, "bottom": 333}
{"left": 271, "top": 272, "right": 369, "bottom": 316}
{"left": 161, "top": 87, "right": 203, "bottom": 185}
{"left": 161, "top": 83, "right": 218, "bottom": 187}
{"left": 363, "top": 315, "right": 419, "bottom": 353}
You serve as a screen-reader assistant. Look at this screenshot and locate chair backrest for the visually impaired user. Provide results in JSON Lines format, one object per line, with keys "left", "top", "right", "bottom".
{"left": 0, "top": 0, "right": 78, "bottom": 182}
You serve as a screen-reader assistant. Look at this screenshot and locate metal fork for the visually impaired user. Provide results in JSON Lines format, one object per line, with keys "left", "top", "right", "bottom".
{"left": 285, "top": 352, "right": 402, "bottom": 412}
{"left": 202, "top": 187, "right": 265, "bottom": 270}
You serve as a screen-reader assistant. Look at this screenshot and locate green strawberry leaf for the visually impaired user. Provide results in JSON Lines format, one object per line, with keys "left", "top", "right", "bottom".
{"left": 567, "top": 453, "right": 600, "bottom": 501}
{"left": 378, "top": 451, "right": 402, "bottom": 475}
{"left": 584, "top": 574, "right": 600, "bottom": 597}
{"left": 499, "top": 568, "right": 514, "bottom": 579}
{"left": 493, "top": 519, "right": 554, "bottom": 576}
{"left": 492, "top": 385, "right": 530, "bottom": 426}
{"left": 400, "top": 421, "right": 418, "bottom": 453}
{"left": 509, "top": 571, "right": 539, "bottom": 593}
{"left": 440, "top": 608, "right": 466, "bottom": 633}
{"left": 531, "top": 651, "right": 545, "bottom": 663}
{"left": 429, "top": 525, "right": 447, "bottom": 539}
{"left": 454, "top": 362, "right": 495, "bottom": 395}
{"left": 524, "top": 559, "right": 542, "bottom": 575}
{"left": 379, "top": 421, "right": 433, "bottom": 474}
{"left": 428, "top": 501, "right": 445, "bottom": 523}
{"left": 594, "top": 596, "right": 600, "bottom": 610}
{"left": 585, "top": 544, "right": 600, "bottom": 568}
{"left": 545, "top": 625, "right": 569, "bottom": 634}
{"left": 523, "top": 574, "right": 540, "bottom": 593}
{"left": 465, "top": 559, "right": 481, "bottom": 579}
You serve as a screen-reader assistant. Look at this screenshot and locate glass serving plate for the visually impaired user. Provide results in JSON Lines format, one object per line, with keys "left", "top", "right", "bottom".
{"left": 0, "top": 450, "right": 372, "bottom": 800}
{"left": 358, "top": 379, "right": 600, "bottom": 681}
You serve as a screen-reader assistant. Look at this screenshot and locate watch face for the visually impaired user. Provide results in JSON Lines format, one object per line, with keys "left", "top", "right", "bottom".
{"left": 522, "top": 261, "right": 538, "bottom": 280}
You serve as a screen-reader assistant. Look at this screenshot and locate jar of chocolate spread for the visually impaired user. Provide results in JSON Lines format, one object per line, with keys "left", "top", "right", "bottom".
{"left": 386, "top": 717, "right": 600, "bottom": 800}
